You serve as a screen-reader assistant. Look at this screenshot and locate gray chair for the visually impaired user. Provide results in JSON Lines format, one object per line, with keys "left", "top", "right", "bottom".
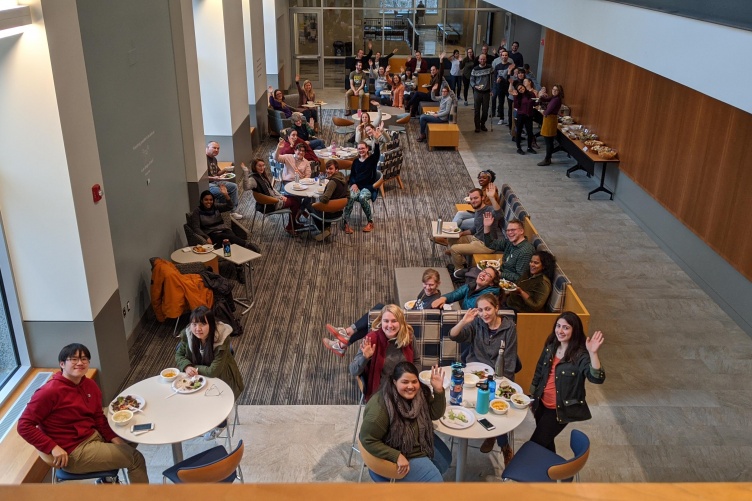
{"left": 250, "top": 191, "right": 292, "bottom": 237}
{"left": 268, "top": 93, "right": 300, "bottom": 136}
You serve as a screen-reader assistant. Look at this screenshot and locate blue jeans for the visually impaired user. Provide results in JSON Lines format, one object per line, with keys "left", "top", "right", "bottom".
{"left": 209, "top": 181, "right": 238, "bottom": 208}
{"left": 369, "top": 434, "right": 451, "bottom": 482}
{"left": 419, "top": 114, "right": 447, "bottom": 136}
{"left": 452, "top": 211, "right": 476, "bottom": 231}
{"left": 309, "top": 139, "right": 325, "bottom": 150}
{"left": 348, "top": 303, "right": 385, "bottom": 346}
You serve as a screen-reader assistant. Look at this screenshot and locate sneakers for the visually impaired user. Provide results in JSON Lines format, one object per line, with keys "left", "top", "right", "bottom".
{"left": 464, "top": 100, "right": 468, "bottom": 106}
{"left": 497, "top": 119, "right": 506, "bottom": 125}
{"left": 501, "top": 444, "right": 515, "bottom": 466}
{"left": 231, "top": 212, "right": 243, "bottom": 219}
{"left": 453, "top": 268, "right": 467, "bottom": 280}
{"left": 537, "top": 159, "right": 552, "bottom": 166}
{"left": 322, "top": 337, "right": 346, "bottom": 357}
{"left": 480, "top": 437, "right": 496, "bottom": 453}
{"left": 344, "top": 223, "right": 353, "bottom": 234}
{"left": 326, "top": 324, "right": 351, "bottom": 344}
{"left": 314, "top": 228, "right": 331, "bottom": 241}
{"left": 363, "top": 222, "right": 374, "bottom": 232}
{"left": 204, "top": 425, "right": 226, "bottom": 441}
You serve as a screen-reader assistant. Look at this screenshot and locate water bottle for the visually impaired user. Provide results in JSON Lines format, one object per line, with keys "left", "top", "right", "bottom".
{"left": 331, "top": 139, "right": 336, "bottom": 154}
{"left": 436, "top": 218, "right": 443, "bottom": 234}
{"left": 357, "top": 109, "right": 362, "bottom": 119}
{"left": 449, "top": 363, "right": 464, "bottom": 406}
{"left": 495, "top": 340, "right": 506, "bottom": 381}
{"left": 295, "top": 172, "right": 300, "bottom": 184}
{"left": 476, "top": 381, "right": 490, "bottom": 414}
{"left": 222, "top": 239, "right": 231, "bottom": 257}
{"left": 487, "top": 374, "right": 496, "bottom": 401}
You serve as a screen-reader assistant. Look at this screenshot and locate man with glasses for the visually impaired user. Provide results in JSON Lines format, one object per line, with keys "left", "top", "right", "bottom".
{"left": 481, "top": 214, "right": 534, "bottom": 282}
{"left": 17, "top": 343, "right": 148, "bottom": 483}
{"left": 431, "top": 266, "right": 501, "bottom": 309}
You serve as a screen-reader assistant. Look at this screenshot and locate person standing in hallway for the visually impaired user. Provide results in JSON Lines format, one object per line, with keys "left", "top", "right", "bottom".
{"left": 536, "top": 84, "right": 564, "bottom": 166}
{"left": 470, "top": 54, "right": 493, "bottom": 133}
{"left": 460, "top": 47, "right": 477, "bottom": 106}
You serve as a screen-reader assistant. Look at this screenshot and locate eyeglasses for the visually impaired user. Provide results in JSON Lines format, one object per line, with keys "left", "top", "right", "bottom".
{"left": 204, "top": 384, "right": 224, "bottom": 397}
{"left": 66, "top": 357, "right": 90, "bottom": 363}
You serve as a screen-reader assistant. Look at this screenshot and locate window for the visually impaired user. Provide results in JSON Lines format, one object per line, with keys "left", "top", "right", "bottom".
{"left": 0, "top": 270, "right": 20, "bottom": 388}
{"left": 379, "top": 0, "right": 438, "bottom": 14}
{"left": 0, "top": 213, "right": 26, "bottom": 402}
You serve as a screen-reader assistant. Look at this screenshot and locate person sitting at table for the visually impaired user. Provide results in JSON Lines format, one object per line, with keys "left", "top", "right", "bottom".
{"left": 359, "top": 362, "right": 451, "bottom": 482}
{"left": 244, "top": 158, "right": 303, "bottom": 237}
{"left": 444, "top": 187, "right": 503, "bottom": 274}
{"left": 406, "top": 54, "right": 446, "bottom": 118}
{"left": 274, "top": 139, "right": 312, "bottom": 182}
{"left": 405, "top": 49, "right": 428, "bottom": 74}
{"left": 348, "top": 304, "right": 415, "bottom": 402}
{"left": 401, "top": 67, "right": 417, "bottom": 94}
{"left": 189, "top": 190, "right": 260, "bottom": 252}
{"left": 277, "top": 128, "right": 318, "bottom": 164}
{"left": 206, "top": 141, "right": 242, "bottom": 220}
{"left": 345, "top": 60, "right": 367, "bottom": 115}
{"left": 416, "top": 81, "right": 456, "bottom": 143}
{"left": 343, "top": 141, "right": 380, "bottom": 234}
{"left": 529, "top": 312, "right": 605, "bottom": 453}
{"left": 431, "top": 266, "right": 501, "bottom": 310}
{"left": 295, "top": 75, "right": 318, "bottom": 129}
{"left": 290, "top": 112, "right": 325, "bottom": 151}
{"left": 452, "top": 169, "right": 500, "bottom": 231}
{"left": 363, "top": 123, "right": 390, "bottom": 152}
{"left": 17, "top": 343, "right": 149, "bottom": 483}
{"left": 310, "top": 159, "right": 350, "bottom": 241}
{"left": 449, "top": 293, "right": 518, "bottom": 462}
{"left": 368, "top": 63, "right": 391, "bottom": 106}
{"left": 354, "top": 102, "right": 382, "bottom": 145}
{"left": 323, "top": 269, "right": 443, "bottom": 356}
{"left": 176, "top": 305, "right": 245, "bottom": 440}
{"left": 268, "top": 86, "right": 313, "bottom": 123}
{"left": 390, "top": 73, "right": 405, "bottom": 108}
{"left": 474, "top": 213, "right": 534, "bottom": 282}
{"left": 505, "top": 250, "right": 556, "bottom": 313}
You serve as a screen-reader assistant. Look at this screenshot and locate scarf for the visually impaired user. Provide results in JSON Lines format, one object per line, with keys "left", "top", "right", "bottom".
{"left": 382, "top": 382, "right": 434, "bottom": 459}
{"left": 365, "top": 329, "right": 414, "bottom": 401}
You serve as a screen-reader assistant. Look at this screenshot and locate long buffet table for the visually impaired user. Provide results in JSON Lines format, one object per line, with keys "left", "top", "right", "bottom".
{"left": 555, "top": 124, "right": 620, "bottom": 200}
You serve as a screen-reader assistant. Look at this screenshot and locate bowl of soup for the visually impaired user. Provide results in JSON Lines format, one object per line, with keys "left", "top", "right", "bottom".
{"left": 112, "top": 409, "right": 134, "bottom": 427}
{"left": 160, "top": 368, "right": 180, "bottom": 383}
{"left": 490, "top": 399, "right": 509, "bottom": 415}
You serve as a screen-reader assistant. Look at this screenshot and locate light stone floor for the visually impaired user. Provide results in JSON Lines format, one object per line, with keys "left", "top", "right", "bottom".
{"left": 139, "top": 88, "right": 751, "bottom": 484}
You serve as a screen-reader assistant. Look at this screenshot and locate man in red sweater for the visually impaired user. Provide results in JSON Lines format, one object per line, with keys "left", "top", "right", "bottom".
{"left": 17, "top": 343, "right": 148, "bottom": 483}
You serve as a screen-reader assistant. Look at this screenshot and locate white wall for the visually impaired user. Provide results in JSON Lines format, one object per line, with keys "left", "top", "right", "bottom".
{"left": 193, "top": 0, "right": 232, "bottom": 135}
{"left": 222, "top": 0, "right": 249, "bottom": 131}
{"left": 486, "top": 0, "right": 752, "bottom": 114}
{"left": 263, "top": 0, "right": 277, "bottom": 77}
{"left": 0, "top": 0, "right": 98, "bottom": 322}
{"left": 242, "top": 0, "right": 267, "bottom": 104}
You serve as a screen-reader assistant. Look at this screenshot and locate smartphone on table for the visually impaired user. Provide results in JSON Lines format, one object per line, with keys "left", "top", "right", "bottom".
{"left": 131, "top": 423, "right": 155, "bottom": 434}
{"left": 478, "top": 418, "right": 496, "bottom": 431}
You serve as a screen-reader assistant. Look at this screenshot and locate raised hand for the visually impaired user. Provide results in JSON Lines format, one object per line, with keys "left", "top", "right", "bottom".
{"left": 368, "top": 40, "right": 373, "bottom": 50}
{"left": 430, "top": 365, "right": 445, "bottom": 393}
{"left": 361, "top": 338, "right": 375, "bottom": 359}
{"left": 392, "top": 48, "right": 398, "bottom": 54}
{"left": 295, "top": 74, "right": 300, "bottom": 82}
{"left": 482, "top": 211, "right": 495, "bottom": 229}
{"left": 586, "top": 331, "right": 604, "bottom": 354}
{"left": 462, "top": 308, "right": 479, "bottom": 324}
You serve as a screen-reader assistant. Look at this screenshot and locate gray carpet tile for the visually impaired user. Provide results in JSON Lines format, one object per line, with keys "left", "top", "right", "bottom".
{"left": 122, "top": 109, "right": 473, "bottom": 405}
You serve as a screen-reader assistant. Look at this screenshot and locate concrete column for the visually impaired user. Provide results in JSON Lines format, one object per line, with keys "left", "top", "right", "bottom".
{"left": 242, "top": 0, "right": 268, "bottom": 144}
{"left": 193, "top": 0, "right": 252, "bottom": 166}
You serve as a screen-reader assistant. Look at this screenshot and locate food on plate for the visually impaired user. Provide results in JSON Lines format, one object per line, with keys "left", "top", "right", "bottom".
{"left": 497, "top": 384, "right": 518, "bottom": 399}
{"left": 174, "top": 376, "right": 205, "bottom": 391}
{"left": 583, "top": 140, "right": 603, "bottom": 147}
{"left": 479, "top": 259, "right": 500, "bottom": 270}
{"left": 193, "top": 245, "right": 210, "bottom": 253}
{"left": 472, "top": 370, "right": 488, "bottom": 379}
{"left": 510, "top": 394, "right": 531, "bottom": 408}
{"left": 500, "top": 279, "right": 517, "bottom": 291}
{"left": 446, "top": 409, "right": 468, "bottom": 423}
{"left": 404, "top": 300, "right": 416, "bottom": 310}
{"left": 110, "top": 395, "right": 141, "bottom": 412}
{"left": 442, "top": 227, "right": 461, "bottom": 233}
{"left": 490, "top": 400, "right": 509, "bottom": 414}
{"left": 597, "top": 147, "right": 618, "bottom": 159}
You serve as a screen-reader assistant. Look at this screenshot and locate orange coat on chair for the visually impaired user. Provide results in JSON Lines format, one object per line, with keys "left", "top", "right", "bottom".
{"left": 150, "top": 258, "right": 214, "bottom": 322}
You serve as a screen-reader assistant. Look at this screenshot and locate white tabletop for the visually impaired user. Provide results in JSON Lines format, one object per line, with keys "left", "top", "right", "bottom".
{"left": 284, "top": 180, "right": 327, "bottom": 199}
{"left": 170, "top": 247, "right": 217, "bottom": 265}
{"left": 351, "top": 111, "right": 392, "bottom": 121}
{"left": 431, "top": 221, "right": 462, "bottom": 239}
{"left": 301, "top": 101, "right": 326, "bottom": 108}
{"left": 434, "top": 367, "right": 527, "bottom": 440}
{"left": 212, "top": 244, "right": 261, "bottom": 266}
{"left": 108, "top": 375, "right": 234, "bottom": 446}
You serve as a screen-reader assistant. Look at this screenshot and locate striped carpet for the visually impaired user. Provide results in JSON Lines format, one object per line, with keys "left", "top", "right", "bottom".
{"left": 123, "top": 110, "right": 475, "bottom": 405}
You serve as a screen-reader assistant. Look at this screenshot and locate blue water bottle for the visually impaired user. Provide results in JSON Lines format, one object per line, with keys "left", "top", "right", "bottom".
{"left": 222, "top": 239, "right": 231, "bottom": 257}
{"left": 449, "top": 363, "right": 464, "bottom": 406}
{"left": 476, "top": 381, "right": 490, "bottom": 414}
{"left": 487, "top": 374, "right": 496, "bottom": 401}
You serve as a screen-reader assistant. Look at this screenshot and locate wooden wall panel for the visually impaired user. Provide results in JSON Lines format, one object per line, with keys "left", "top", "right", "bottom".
{"left": 542, "top": 31, "right": 752, "bottom": 280}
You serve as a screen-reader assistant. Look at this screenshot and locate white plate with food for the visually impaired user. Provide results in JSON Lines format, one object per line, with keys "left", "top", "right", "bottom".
{"left": 171, "top": 376, "right": 207, "bottom": 394}
{"left": 499, "top": 279, "right": 518, "bottom": 292}
{"left": 442, "top": 227, "right": 461, "bottom": 234}
{"left": 317, "top": 151, "right": 331, "bottom": 157}
{"left": 464, "top": 362, "right": 494, "bottom": 379}
{"left": 419, "top": 370, "right": 450, "bottom": 389}
{"left": 289, "top": 184, "right": 306, "bottom": 191}
{"left": 477, "top": 259, "right": 501, "bottom": 271}
{"left": 440, "top": 406, "right": 475, "bottom": 429}
{"left": 496, "top": 378, "right": 524, "bottom": 400}
{"left": 404, "top": 300, "right": 417, "bottom": 310}
{"left": 109, "top": 394, "right": 145, "bottom": 414}
{"left": 300, "top": 178, "right": 316, "bottom": 185}
{"left": 192, "top": 244, "right": 214, "bottom": 254}
{"left": 218, "top": 173, "right": 235, "bottom": 180}
{"left": 510, "top": 393, "right": 532, "bottom": 409}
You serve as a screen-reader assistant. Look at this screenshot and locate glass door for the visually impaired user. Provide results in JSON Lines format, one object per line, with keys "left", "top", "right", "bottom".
{"left": 292, "top": 10, "right": 323, "bottom": 88}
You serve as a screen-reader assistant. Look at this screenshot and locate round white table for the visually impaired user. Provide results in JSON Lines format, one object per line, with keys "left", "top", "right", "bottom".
{"left": 284, "top": 180, "right": 327, "bottom": 198}
{"left": 314, "top": 147, "right": 358, "bottom": 160}
{"left": 350, "top": 111, "right": 392, "bottom": 122}
{"left": 434, "top": 366, "right": 527, "bottom": 482}
{"left": 108, "top": 375, "right": 234, "bottom": 464}
{"left": 170, "top": 247, "right": 218, "bottom": 274}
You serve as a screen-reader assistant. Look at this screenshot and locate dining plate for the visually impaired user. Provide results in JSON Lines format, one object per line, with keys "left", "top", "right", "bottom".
{"left": 464, "top": 362, "right": 495, "bottom": 378}
{"left": 442, "top": 228, "right": 461, "bottom": 234}
{"left": 317, "top": 151, "right": 331, "bottom": 157}
{"left": 477, "top": 259, "right": 501, "bottom": 271}
{"left": 192, "top": 244, "right": 213, "bottom": 254}
{"left": 218, "top": 173, "right": 235, "bottom": 180}
{"left": 404, "top": 300, "right": 416, "bottom": 310}
{"left": 109, "top": 394, "right": 146, "bottom": 414}
{"left": 500, "top": 279, "right": 518, "bottom": 292}
{"left": 300, "top": 178, "right": 316, "bottom": 185}
{"left": 463, "top": 196, "right": 471, "bottom": 203}
{"left": 440, "top": 406, "right": 475, "bottom": 429}
{"left": 289, "top": 184, "right": 306, "bottom": 191}
{"left": 496, "top": 378, "right": 524, "bottom": 399}
{"left": 419, "top": 370, "right": 450, "bottom": 389}
{"left": 171, "top": 376, "right": 207, "bottom": 394}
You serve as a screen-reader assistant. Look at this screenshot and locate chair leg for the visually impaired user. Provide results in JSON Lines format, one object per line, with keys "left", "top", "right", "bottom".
{"left": 396, "top": 175, "right": 404, "bottom": 189}
{"left": 173, "top": 316, "right": 181, "bottom": 338}
{"left": 379, "top": 185, "right": 386, "bottom": 199}
{"left": 358, "top": 463, "right": 366, "bottom": 483}
{"left": 347, "top": 394, "right": 365, "bottom": 467}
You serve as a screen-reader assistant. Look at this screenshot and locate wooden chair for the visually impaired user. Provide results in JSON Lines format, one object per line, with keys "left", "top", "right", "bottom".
{"left": 502, "top": 429, "right": 590, "bottom": 483}
{"left": 388, "top": 113, "right": 411, "bottom": 135}
{"left": 38, "top": 451, "right": 125, "bottom": 484}
{"left": 163, "top": 440, "right": 244, "bottom": 484}
{"left": 309, "top": 198, "right": 348, "bottom": 244}
{"left": 357, "top": 437, "right": 407, "bottom": 483}
{"left": 250, "top": 191, "right": 292, "bottom": 237}
{"left": 332, "top": 116, "right": 356, "bottom": 144}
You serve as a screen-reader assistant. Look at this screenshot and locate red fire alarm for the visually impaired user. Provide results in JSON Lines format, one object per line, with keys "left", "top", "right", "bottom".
{"left": 92, "top": 184, "right": 103, "bottom": 203}
{"left": 541, "top": 38, "right": 545, "bottom": 46}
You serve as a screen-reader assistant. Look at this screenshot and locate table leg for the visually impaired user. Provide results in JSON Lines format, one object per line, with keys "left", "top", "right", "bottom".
{"left": 566, "top": 163, "right": 591, "bottom": 178}
{"left": 588, "top": 163, "right": 614, "bottom": 200}
{"left": 455, "top": 437, "right": 468, "bottom": 482}
{"left": 171, "top": 442, "right": 184, "bottom": 464}
{"left": 233, "top": 262, "right": 255, "bottom": 314}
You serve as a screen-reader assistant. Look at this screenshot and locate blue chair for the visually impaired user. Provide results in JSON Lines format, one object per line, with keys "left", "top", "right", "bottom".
{"left": 501, "top": 429, "right": 590, "bottom": 482}
{"left": 162, "top": 440, "right": 244, "bottom": 484}
{"left": 38, "top": 451, "right": 124, "bottom": 484}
